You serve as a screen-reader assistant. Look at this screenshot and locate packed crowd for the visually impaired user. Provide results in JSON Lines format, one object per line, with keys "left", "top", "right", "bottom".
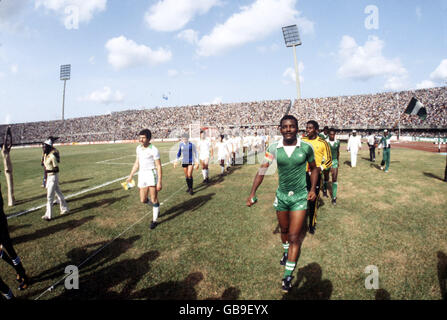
{"left": 290, "top": 87, "right": 447, "bottom": 128}
{"left": 1, "top": 87, "right": 446, "bottom": 145}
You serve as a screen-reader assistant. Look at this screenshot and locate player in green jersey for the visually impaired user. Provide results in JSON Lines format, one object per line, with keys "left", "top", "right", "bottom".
{"left": 378, "top": 129, "right": 392, "bottom": 172}
{"left": 246, "top": 115, "right": 318, "bottom": 293}
{"left": 323, "top": 128, "right": 340, "bottom": 205}
{"left": 318, "top": 126, "right": 329, "bottom": 140}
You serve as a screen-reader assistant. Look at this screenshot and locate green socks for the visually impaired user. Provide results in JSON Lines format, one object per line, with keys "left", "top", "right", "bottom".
{"left": 332, "top": 182, "right": 338, "bottom": 199}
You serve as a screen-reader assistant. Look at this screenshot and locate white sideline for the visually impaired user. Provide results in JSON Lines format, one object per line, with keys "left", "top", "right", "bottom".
{"left": 7, "top": 160, "right": 175, "bottom": 220}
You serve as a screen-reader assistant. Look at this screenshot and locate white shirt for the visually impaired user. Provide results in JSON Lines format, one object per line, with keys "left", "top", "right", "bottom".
{"left": 137, "top": 144, "right": 160, "bottom": 172}
{"left": 198, "top": 138, "right": 211, "bottom": 156}
{"left": 216, "top": 141, "right": 229, "bottom": 158}
{"left": 367, "top": 135, "right": 375, "bottom": 145}
{"left": 347, "top": 135, "right": 362, "bottom": 152}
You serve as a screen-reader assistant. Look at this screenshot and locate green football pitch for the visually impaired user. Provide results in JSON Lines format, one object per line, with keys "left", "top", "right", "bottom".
{"left": 1, "top": 142, "right": 446, "bottom": 300}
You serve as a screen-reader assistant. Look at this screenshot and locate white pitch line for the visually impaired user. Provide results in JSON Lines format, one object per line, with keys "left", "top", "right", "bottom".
{"left": 34, "top": 184, "right": 185, "bottom": 300}
{"left": 7, "top": 160, "right": 175, "bottom": 220}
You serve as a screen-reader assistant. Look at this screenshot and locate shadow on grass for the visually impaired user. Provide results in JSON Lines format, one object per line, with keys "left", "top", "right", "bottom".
{"left": 193, "top": 166, "right": 242, "bottom": 193}
{"left": 375, "top": 288, "right": 391, "bottom": 300}
{"left": 60, "top": 177, "right": 92, "bottom": 185}
{"left": 67, "top": 187, "right": 122, "bottom": 203}
{"left": 7, "top": 223, "right": 32, "bottom": 233}
{"left": 11, "top": 216, "right": 95, "bottom": 245}
{"left": 206, "top": 287, "right": 241, "bottom": 300}
{"left": 158, "top": 193, "right": 215, "bottom": 225}
{"left": 131, "top": 272, "right": 203, "bottom": 300}
{"left": 437, "top": 251, "right": 447, "bottom": 300}
{"left": 23, "top": 236, "right": 142, "bottom": 299}
{"left": 343, "top": 161, "right": 351, "bottom": 167}
{"left": 282, "top": 263, "right": 332, "bottom": 300}
{"left": 54, "top": 249, "right": 159, "bottom": 300}
{"left": 423, "top": 172, "right": 445, "bottom": 182}
{"left": 370, "top": 163, "right": 382, "bottom": 171}
{"left": 51, "top": 195, "right": 129, "bottom": 220}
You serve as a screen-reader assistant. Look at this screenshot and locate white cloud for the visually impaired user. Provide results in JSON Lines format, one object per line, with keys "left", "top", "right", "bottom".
{"left": 196, "top": 0, "right": 314, "bottom": 57}
{"left": 0, "top": 0, "right": 29, "bottom": 33}
{"left": 145, "top": 0, "right": 220, "bottom": 32}
{"left": 202, "top": 96, "right": 222, "bottom": 105}
{"left": 89, "top": 56, "right": 95, "bottom": 64}
{"left": 429, "top": 59, "right": 447, "bottom": 81}
{"left": 10, "top": 64, "right": 18, "bottom": 74}
{"left": 177, "top": 29, "right": 199, "bottom": 45}
{"left": 415, "top": 80, "right": 437, "bottom": 89}
{"left": 105, "top": 36, "right": 172, "bottom": 70}
{"left": 415, "top": 7, "right": 422, "bottom": 21}
{"left": 35, "top": 0, "right": 107, "bottom": 28}
{"left": 337, "top": 35, "right": 409, "bottom": 90}
{"left": 282, "top": 62, "right": 304, "bottom": 84}
{"left": 80, "top": 87, "right": 124, "bottom": 104}
{"left": 168, "top": 69, "right": 179, "bottom": 77}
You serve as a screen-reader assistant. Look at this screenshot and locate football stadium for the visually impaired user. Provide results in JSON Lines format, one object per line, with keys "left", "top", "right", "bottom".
{"left": 0, "top": 0, "right": 446, "bottom": 307}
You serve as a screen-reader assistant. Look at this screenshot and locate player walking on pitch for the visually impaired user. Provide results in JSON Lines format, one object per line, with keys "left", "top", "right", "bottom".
{"left": 246, "top": 115, "right": 318, "bottom": 292}
{"left": 127, "top": 129, "right": 162, "bottom": 230}
{"left": 302, "top": 121, "right": 332, "bottom": 234}
{"left": 174, "top": 134, "right": 199, "bottom": 195}
{"left": 324, "top": 128, "right": 340, "bottom": 205}
{"left": 198, "top": 130, "right": 213, "bottom": 183}
{"left": 378, "top": 129, "right": 392, "bottom": 173}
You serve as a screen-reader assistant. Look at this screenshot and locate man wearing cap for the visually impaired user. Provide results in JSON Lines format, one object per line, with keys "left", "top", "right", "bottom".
{"left": 347, "top": 130, "right": 362, "bottom": 168}
{"left": 42, "top": 138, "right": 69, "bottom": 221}
{"left": 378, "top": 130, "right": 392, "bottom": 172}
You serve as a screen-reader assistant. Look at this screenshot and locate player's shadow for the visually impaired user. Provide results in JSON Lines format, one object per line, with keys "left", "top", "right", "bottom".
{"left": 158, "top": 193, "right": 215, "bottom": 225}
{"left": 54, "top": 250, "right": 159, "bottom": 300}
{"left": 206, "top": 287, "right": 241, "bottom": 300}
{"left": 375, "top": 288, "right": 391, "bottom": 300}
{"left": 60, "top": 177, "right": 92, "bottom": 185}
{"left": 51, "top": 195, "right": 129, "bottom": 219}
{"left": 362, "top": 157, "right": 375, "bottom": 162}
{"left": 437, "top": 251, "right": 447, "bottom": 300}
{"left": 67, "top": 187, "right": 121, "bottom": 203}
{"left": 11, "top": 216, "right": 95, "bottom": 245}
{"left": 343, "top": 161, "right": 351, "bottom": 167}
{"left": 370, "top": 163, "right": 382, "bottom": 170}
{"left": 282, "top": 262, "right": 333, "bottom": 300}
{"left": 14, "top": 193, "right": 51, "bottom": 205}
{"left": 194, "top": 175, "right": 224, "bottom": 193}
{"left": 131, "top": 272, "right": 203, "bottom": 300}
{"left": 423, "top": 172, "right": 445, "bottom": 182}
{"left": 23, "top": 236, "right": 142, "bottom": 299}
{"left": 7, "top": 223, "right": 32, "bottom": 233}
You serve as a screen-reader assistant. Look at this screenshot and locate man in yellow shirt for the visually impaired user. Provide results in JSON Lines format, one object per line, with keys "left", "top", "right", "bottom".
{"left": 302, "top": 120, "right": 332, "bottom": 234}
{"left": 42, "top": 139, "right": 69, "bottom": 221}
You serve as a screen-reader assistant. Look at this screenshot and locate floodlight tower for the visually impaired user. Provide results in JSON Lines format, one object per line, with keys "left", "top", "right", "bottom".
{"left": 282, "top": 25, "right": 302, "bottom": 100}
{"left": 60, "top": 64, "right": 71, "bottom": 121}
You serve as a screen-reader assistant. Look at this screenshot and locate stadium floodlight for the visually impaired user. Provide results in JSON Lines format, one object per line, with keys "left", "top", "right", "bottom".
{"left": 282, "top": 25, "right": 302, "bottom": 101}
{"left": 60, "top": 64, "right": 71, "bottom": 121}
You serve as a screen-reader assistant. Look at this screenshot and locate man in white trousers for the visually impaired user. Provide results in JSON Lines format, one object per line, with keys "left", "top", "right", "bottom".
{"left": 347, "top": 130, "right": 362, "bottom": 168}
{"left": 42, "top": 139, "right": 69, "bottom": 221}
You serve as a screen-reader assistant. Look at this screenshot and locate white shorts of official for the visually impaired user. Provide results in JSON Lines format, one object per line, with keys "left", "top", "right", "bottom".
{"left": 138, "top": 169, "right": 158, "bottom": 188}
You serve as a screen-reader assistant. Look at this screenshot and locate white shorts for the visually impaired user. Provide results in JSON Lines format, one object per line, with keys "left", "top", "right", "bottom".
{"left": 199, "top": 153, "right": 210, "bottom": 161}
{"left": 138, "top": 169, "right": 158, "bottom": 188}
{"left": 217, "top": 153, "right": 227, "bottom": 161}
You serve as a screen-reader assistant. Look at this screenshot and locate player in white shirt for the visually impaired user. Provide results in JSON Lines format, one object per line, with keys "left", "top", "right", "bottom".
{"left": 127, "top": 129, "right": 162, "bottom": 230}
{"left": 216, "top": 135, "right": 230, "bottom": 175}
{"left": 198, "top": 130, "right": 213, "bottom": 183}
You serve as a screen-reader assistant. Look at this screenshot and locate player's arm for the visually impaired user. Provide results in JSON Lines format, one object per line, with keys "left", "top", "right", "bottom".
{"left": 247, "top": 149, "right": 274, "bottom": 206}
{"left": 321, "top": 140, "right": 332, "bottom": 170}
{"left": 127, "top": 155, "right": 139, "bottom": 183}
{"left": 192, "top": 144, "right": 199, "bottom": 169}
{"left": 307, "top": 160, "right": 318, "bottom": 201}
{"left": 174, "top": 143, "right": 182, "bottom": 168}
{"left": 155, "top": 159, "right": 162, "bottom": 191}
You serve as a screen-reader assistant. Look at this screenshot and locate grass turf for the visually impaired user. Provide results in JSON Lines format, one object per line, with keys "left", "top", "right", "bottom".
{"left": 1, "top": 142, "right": 446, "bottom": 300}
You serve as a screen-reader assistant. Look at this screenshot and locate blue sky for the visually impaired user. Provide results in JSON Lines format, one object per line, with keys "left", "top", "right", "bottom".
{"left": 0, "top": 0, "right": 446, "bottom": 124}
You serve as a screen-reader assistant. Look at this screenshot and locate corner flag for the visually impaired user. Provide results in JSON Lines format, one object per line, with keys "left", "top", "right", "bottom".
{"left": 405, "top": 97, "right": 427, "bottom": 120}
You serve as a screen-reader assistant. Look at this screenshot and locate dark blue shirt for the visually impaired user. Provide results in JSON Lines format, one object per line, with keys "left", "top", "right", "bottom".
{"left": 177, "top": 142, "right": 198, "bottom": 164}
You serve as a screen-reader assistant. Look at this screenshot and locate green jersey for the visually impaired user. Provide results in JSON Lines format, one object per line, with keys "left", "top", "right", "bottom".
{"left": 327, "top": 139, "right": 340, "bottom": 160}
{"left": 319, "top": 133, "right": 329, "bottom": 140}
{"left": 265, "top": 138, "right": 315, "bottom": 194}
{"left": 379, "top": 134, "right": 392, "bottom": 148}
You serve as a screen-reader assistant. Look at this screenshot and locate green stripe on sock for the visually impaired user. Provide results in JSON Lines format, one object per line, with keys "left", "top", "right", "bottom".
{"left": 333, "top": 182, "right": 338, "bottom": 199}
{"left": 284, "top": 261, "right": 296, "bottom": 277}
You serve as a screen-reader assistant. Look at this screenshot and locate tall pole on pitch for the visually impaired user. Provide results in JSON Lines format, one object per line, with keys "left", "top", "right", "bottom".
{"left": 282, "top": 25, "right": 302, "bottom": 116}
{"left": 60, "top": 64, "right": 71, "bottom": 121}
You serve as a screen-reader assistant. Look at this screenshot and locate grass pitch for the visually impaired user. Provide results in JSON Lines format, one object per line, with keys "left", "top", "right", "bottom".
{"left": 1, "top": 142, "right": 446, "bottom": 300}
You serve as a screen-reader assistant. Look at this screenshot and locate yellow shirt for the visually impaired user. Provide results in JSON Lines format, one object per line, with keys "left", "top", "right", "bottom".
{"left": 302, "top": 136, "right": 332, "bottom": 171}
{"left": 43, "top": 151, "right": 59, "bottom": 174}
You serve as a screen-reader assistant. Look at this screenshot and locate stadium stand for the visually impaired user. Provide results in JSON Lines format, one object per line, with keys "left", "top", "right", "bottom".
{"left": 0, "top": 87, "right": 446, "bottom": 145}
